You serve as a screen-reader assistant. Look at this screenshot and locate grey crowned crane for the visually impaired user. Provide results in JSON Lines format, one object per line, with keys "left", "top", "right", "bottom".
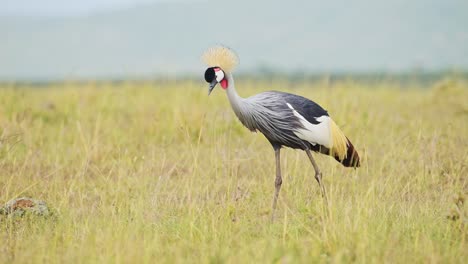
{"left": 203, "top": 46, "right": 360, "bottom": 216}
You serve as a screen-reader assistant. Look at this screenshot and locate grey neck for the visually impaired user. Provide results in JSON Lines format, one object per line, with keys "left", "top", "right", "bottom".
{"left": 225, "top": 73, "right": 245, "bottom": 111}
{"left": 224, "top": 73, "right": 255, "bottom": 130}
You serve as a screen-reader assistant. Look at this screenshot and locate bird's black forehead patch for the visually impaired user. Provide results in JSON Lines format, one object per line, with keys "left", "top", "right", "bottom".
{"left": 204, "top": 67, "right": 216, "bottom": 83}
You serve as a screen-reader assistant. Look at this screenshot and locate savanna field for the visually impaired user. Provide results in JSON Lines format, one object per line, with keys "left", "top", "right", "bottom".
{"left": 0, "top": 78, "right": 466, "bottom": 263}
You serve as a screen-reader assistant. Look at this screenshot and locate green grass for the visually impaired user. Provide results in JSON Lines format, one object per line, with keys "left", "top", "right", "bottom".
{"left": 0, "top": 79, "right": 467, "bottom": 263}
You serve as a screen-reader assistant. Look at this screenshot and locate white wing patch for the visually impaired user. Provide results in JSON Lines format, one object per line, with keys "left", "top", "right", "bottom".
{"left": 286, "top": 103, "right": 331, "bottom": 148}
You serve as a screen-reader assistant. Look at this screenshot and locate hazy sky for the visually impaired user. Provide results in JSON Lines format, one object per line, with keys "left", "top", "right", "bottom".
{"left": 1, "top": 0, "right": 467, "bottom": 80}
{"left": 1, "top": 0, "right": 175, "bottom": 16}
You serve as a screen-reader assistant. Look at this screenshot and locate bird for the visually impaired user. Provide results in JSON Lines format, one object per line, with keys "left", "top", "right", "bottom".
{"left": 202, "top": 46, "right": 360, "bottom": 217}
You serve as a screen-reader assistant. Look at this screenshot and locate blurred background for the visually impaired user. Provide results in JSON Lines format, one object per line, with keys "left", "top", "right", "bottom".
{"left": 1, "top": 0, "right": 467, "bottom": 82}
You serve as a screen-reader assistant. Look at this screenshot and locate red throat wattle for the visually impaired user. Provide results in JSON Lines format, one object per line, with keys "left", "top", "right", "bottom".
{"left": 220, "top": 79, "right": 228, "bottom": 89}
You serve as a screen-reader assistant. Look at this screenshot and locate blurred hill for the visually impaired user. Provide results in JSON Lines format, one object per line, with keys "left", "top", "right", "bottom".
{"left": 1, "top": 0, "right": 467, "bottom": 81}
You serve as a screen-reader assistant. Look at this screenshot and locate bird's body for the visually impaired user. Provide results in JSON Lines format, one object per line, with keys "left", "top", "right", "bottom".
{"left": 203, "top": 46, "right": 360, "bottom": 218}
{"left": 224, "top": 73, "right": 360, "bottom": 167}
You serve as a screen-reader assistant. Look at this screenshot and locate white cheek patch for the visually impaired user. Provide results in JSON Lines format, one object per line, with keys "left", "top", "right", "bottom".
{"left": 215, "top": 70, "right": 225, "bottom": 82}
{"left": 286, "top": 103, "right": 332, "bottom": 148}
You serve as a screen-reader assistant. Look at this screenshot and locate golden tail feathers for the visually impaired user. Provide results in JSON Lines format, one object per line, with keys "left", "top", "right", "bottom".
{"left": 329, "top": 119, "right": 360, "bottom": 167}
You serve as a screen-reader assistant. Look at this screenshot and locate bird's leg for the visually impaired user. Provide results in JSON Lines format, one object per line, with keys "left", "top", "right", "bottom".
{"left": 305, "top": 149, "right": 328, "bottom": 205}
{"left": 271, "top": 148, "right": 282, "bottom": 220}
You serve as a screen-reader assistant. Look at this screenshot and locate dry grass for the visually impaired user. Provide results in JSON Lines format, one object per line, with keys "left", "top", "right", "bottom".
{"left": 0, "top": 78, "right": 467, "bottom": 263}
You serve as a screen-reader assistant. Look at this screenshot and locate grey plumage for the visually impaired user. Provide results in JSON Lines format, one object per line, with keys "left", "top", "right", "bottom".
{"left": 225, "top": 73, "right": 328, "bottom": 150}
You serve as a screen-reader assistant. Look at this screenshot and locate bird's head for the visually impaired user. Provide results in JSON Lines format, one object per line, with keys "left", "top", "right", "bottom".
{"left": 204, "top": 67, "right": 227, "bottom": 95}
{"left": 202, "top": 45, "right": 238, "bottom": 95}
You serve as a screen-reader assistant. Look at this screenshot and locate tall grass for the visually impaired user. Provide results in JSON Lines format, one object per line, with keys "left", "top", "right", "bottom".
{"left": 0, "top": 79, "right": 466, "bottom": 263}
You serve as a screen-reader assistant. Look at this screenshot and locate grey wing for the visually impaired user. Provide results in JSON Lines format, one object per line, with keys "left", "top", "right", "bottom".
{"left": 244, "top": 91, "right": 309, "bottom": 149}
{"left": 250, "top": 91, "right": 332, "bottom": 149}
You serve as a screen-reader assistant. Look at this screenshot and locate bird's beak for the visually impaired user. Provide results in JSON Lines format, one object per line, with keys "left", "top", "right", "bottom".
{"left": 208, "top": 79, "right": 218, "bottom": 95}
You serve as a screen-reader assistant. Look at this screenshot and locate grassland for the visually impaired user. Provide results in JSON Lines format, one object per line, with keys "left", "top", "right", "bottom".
{"left": 0, "top": 78, "right": 467, "bottom": 263}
